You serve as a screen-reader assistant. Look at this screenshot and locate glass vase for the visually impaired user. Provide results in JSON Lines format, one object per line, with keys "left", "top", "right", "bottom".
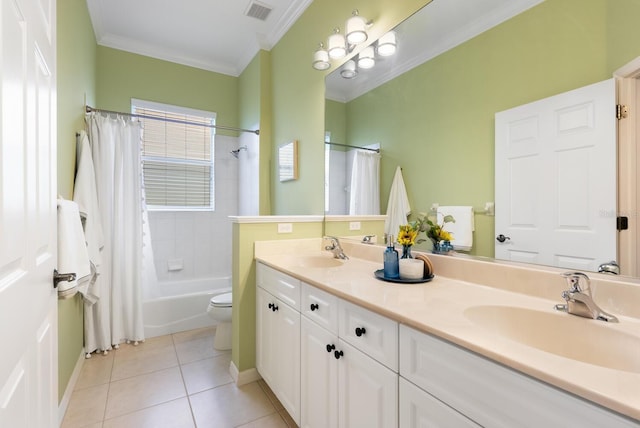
{"left": 401, "top": 245, "right": 412, "bottom": 259}
{"left": 433, "top": 240, "right": 453, "bottom": 254}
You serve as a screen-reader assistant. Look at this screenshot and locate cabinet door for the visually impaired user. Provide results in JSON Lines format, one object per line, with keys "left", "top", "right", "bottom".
{"left": 274, "top": 301, "right": 301, "bottom": 425}
{"left": 301, "top": 317, "right": 339, "bottom": 428}
{"left": 400, "top": 377, "right": 480, "bottom": 428}
{"left": 256, "top": 287, "right": 278, "bottom": 387}
{"left": 338, "top": 340, "right": 398, "bottom": 428}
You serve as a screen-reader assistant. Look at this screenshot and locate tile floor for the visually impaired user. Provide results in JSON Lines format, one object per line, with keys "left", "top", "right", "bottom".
{"left": 61, "top": 327, "right": 296, "bottom": 428}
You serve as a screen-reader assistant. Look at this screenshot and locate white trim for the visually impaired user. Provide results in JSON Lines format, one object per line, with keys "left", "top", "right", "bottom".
{"left": 58, "top": 349, "right": 86, "bottom": 426}
{"left": 614, "top": 57, "right": 640, "bottom": 277}
{"left": 324, "top": 215, "right": 387, "bottom": 222}
{"left": 229, "top": 215, "right": 324, "bottom": 224}
{"left": 229, "top": 360, "right": 262, "bottom": 386}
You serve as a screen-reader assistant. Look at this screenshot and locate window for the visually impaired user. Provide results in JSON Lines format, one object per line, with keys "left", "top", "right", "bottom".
{"left": 132, "top": 99, "right": 216, "bottom": 210}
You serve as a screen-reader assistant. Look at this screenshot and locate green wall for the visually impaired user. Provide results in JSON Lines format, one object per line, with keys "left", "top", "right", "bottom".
{"left": 96, "top": 46, "right": 239, "bottom": 135}
{"left": 270, "top": 0, "right": 430, "bottom": 215}
{"left": 56, "top": 0, "right": 96, "bottom": 401}
{"left": 339, "top": 0, "right": 640, "bottom": 258}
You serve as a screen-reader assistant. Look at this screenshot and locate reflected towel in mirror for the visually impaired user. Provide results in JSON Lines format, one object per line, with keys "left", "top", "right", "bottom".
{"left": 385, "top": 166, "right": 411, "bottom": 236}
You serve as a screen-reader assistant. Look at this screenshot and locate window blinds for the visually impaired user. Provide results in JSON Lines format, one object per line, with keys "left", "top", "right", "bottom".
{"left": 134, "top": 104, "right": 215, "bottom": 209}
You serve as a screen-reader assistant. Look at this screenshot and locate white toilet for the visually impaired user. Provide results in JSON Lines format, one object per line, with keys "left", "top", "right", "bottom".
{"left": 207, "top": 292, "right": 232, "bottom": 350}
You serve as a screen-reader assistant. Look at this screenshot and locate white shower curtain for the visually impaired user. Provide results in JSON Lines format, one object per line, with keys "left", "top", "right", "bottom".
{"left": 349, "top": 149, "right": 381, "bottom": 215}
{"left": 81, "top": 113, "right": 150, "bottom": 352}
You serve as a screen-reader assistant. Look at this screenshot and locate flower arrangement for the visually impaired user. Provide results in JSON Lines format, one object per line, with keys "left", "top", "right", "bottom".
{"left": 413, "top": 212, "right": 456, "bottom": 249}
{"left": 397, "top": 224, "right": 419, "bottom": 258}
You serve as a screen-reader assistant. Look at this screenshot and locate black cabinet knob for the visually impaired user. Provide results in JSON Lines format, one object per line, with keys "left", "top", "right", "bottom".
{"left": 326, "top": 344, "right": 335, "bottom": 353}
{"left": 355, "top": 327, "right": 366, "bottom": 337}
{"left": 310, "top": 303, "right": 319, "bottom": 311}
{"left": 272, "top": 304, "right": 278, "bottom": 312}
{"left": 334, "top": 350, "right": 344, "bottom": 360}
{"left": 268, "top": 303, "right": 273, "bottom": 309}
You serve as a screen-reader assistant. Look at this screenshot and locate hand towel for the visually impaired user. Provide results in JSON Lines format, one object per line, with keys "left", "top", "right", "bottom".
{"left": 438, "top": 206, "right": 474, "bottom": 251}
{"left": 385, "top": 166, "right": 411, "bottom": 237}
{"left": 57, "top": 198, "right": 91, "bottom": 294}
{"left": 73, "top": 131, "right": 104, "bottom": 303}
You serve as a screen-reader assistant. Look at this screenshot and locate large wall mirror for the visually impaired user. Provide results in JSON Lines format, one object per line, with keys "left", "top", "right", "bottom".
{"left": 324, "top": 0, "right": 640, "bottom": 277}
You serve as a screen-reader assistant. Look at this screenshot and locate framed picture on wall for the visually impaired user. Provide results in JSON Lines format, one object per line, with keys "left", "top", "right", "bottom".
{"left": 278, "top": 140, "right": 298, "bottom": 182}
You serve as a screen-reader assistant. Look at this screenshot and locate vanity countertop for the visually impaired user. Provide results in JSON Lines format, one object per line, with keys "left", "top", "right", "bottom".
{"left": 255, "top": 240, "right": 640, "bottom": 422}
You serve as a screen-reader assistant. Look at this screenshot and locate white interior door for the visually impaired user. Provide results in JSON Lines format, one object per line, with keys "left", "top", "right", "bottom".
{"left": 0, "top": 0, "right": 58, "bottom": 426}
{"left": 495, "top": 79, "right": 616, "bottom": 271}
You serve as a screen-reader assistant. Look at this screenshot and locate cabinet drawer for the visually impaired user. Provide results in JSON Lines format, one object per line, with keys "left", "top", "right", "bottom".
{"left": 257, "top": 262, "right": 301, "bottom": 310}
{"left": 301, "top": 282, "right": 339, "bottom": 334}
{"left": 399, "top": 377, "right": 480, "bottom": 428}
{"left": 339, "top": 299, "right": 398, "bottom": 371}
{"left": 399, "top": 325, "right": 637, "bottom": 428}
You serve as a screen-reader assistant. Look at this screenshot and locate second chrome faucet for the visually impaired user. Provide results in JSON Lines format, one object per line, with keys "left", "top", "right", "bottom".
{"left": 324, "top": 236, "right": 349, "bottom": 260}
{"left": 554, "top": 271, "right": 618, "bottom": 323}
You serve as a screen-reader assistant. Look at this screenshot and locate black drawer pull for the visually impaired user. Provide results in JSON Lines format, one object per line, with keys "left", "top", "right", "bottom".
{"left": 310, "top": 303, "right": 319, "bottom": 311}
{"left": 355, "top": 327, "right": 366, "bottom": 337}
{"left": 334, "top": 350, "right": 344, "bottom": 360}
{"left": 326, "top": 344, "right": 335, "bottom": 353}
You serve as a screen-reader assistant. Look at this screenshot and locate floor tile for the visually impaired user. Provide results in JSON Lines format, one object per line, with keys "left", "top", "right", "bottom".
{"left": 61, "top": 383, "right": 109, "bottom": 428}
{"left": 173, "top": 327, "right": 227, "bottom": 364}
{"left": 104, "top": 366, "right": 186, "bottom": 419}
{"left": 75, "top": 352, "right": 114, "bottom": 390}
{"left": 258, "top": 379, "right": 284, "bottom": 411}
{"left": 102, "top": 397, "right": 195, "bottom": 428}
{"left": 111, "top": 335, "right": 179, "bottom": 381}
{"left": 181, "top": 353, "right": 233, "bottom": 395}
{"left": 236, "top": 413, "right": 288, "bottom": 428}
{"left": 189, "top": 381, "right": 276, "bottom": 428}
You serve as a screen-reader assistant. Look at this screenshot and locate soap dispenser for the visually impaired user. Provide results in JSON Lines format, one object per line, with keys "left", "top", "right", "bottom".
{"left": 383, "top": 235, "right": 400, "bottom": 279}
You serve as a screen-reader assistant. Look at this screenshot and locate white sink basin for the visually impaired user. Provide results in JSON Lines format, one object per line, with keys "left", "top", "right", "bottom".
{"left": 464, "top": 305, "right": 640, "bottom": 373}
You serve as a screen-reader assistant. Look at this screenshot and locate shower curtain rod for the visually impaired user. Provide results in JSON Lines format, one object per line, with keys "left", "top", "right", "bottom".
{"left": 324, "top": 141, "right": 380, "bottom": 153}
{"left": 85, "top": 106, "right": 260, "bottom": 135}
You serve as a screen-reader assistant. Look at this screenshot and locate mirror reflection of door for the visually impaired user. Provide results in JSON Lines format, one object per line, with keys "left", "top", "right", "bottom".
{"left": 495, "top": 79, "right": 617, "bottom": 271}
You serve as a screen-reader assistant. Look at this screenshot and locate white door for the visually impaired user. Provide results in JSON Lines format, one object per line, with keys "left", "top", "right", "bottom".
{"left": 300, "top": 317, "right": 338, "bottom": 428}
{"left": 495, "top": 79, "right": 617, "bottom": 271}
{"left": 338, "top": 340, "right": 397, "bottom": 428}
{"left": 0, "top": 0, "right": 58, "bottom": 426}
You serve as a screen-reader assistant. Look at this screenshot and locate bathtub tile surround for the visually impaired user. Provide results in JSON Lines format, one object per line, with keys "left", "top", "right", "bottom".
{"left": 147, "top": 135, "right": 239, "bottom": 284}
{"left": 254, "top": 238, "right": 640, "bottom": 422}
{"left": 61, "top": 327, "right": 295, "bottom": 427}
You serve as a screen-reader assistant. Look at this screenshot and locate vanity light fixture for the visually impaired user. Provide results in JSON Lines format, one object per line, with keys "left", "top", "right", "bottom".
{"left": 328, "top": 28, "right": 347, "bottom": 59}
{"left": 358, "top": 46, "right": 375, "bottom": 69}
{"left": 377, "top": 31, "right": 397, "bottom": 57}
{"left": 346, "top": 10, "right": 369, "bottom": 45}
{"left": 340, "top": 60, "right": 358, "bottom": 79}
{"left": 312, "top": 42, "right": 330, "bottom": 70}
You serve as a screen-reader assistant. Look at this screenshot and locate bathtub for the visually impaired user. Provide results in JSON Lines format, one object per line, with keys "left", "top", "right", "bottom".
{"left": 143, "top": 276, "right": 231, "bottom": 338}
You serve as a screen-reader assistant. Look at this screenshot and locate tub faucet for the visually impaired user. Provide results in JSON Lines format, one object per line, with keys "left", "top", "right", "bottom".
{"left": 324, "top": 236, "right": 348, "bottom": 260}
{"left": 554, "top": 271, "right": 618, "bottom": 322}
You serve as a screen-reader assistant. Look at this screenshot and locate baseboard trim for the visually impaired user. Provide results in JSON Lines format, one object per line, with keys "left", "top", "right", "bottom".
{"left": 229, "top": 361, "right": 261, "bottom": 386}
{"left": 58, "top": 348, "right": 86, "bottom": 426}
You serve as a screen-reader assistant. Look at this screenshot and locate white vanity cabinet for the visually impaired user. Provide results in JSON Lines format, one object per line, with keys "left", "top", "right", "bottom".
{"left": 256, "top": 265, "right": 301, "bottom": 425}
{"left": 300, "top": 283, "right": 399, "bottom": 428}
{"left": 399, "top": 325, "right": 639, "bottom": 428}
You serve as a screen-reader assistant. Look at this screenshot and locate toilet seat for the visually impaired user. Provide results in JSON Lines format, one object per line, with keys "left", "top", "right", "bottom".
{"left": 210, "top": 292, "right": 232, "bottom": 308}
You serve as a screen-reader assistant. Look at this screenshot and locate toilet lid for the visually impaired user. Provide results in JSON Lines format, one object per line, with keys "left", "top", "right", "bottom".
{"left": 211, "top": 292, "right": 232, "bottom": 307}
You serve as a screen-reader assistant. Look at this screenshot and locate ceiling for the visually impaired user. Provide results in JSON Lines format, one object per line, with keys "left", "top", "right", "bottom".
{"left": 325, "top": 0, "right": 543, "bottom": 102}
{"left": 86, "top": 0, "right": 312, "bottom": 76}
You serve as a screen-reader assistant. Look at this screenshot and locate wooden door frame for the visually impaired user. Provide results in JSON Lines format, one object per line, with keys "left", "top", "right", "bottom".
{"left": 614, "top": 57, "right": 640, "bottom": 277}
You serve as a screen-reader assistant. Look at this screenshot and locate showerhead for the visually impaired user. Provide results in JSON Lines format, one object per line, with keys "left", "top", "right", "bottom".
{"left": 230, "top": 145, "right": 248, "bottom": 159}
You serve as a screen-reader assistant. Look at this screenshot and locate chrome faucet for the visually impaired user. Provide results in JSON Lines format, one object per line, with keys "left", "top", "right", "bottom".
{"left": 324, "top": 236, "right": 349, "bottom": 259}
{"left": 362, "top": 235, "right": 375, "bottom": 244}
{"left": 554, "top": 271, "right": 618, "bottom": 322}
{"left": 598, "top": 260, "right": 620, "bottom": 275}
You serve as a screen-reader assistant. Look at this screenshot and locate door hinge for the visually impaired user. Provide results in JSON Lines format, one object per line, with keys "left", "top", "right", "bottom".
{"left": 617, "top": 216, "right": 629, "bottom": 231}
{"left": 616, "top": 104, "right": 628, "bottom": 120}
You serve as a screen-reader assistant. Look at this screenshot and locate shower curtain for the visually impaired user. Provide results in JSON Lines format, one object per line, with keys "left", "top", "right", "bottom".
{"left": 78, "top": 113, "right": 152, "bottom": 353}
{"left": 349, "top": 149, "right": 381, "bottom": 215}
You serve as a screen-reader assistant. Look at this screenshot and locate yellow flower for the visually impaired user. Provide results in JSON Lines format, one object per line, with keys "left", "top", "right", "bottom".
{"left": 438, "top": 229, "right": 453, "bottom": 242}
{"left": 397, "top": 225, "right": 418, "bottom": 246}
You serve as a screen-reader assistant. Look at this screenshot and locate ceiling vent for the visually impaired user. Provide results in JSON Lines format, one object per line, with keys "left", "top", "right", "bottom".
{"left": 245, "top": 1, "right": 273, "bottom": 21}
